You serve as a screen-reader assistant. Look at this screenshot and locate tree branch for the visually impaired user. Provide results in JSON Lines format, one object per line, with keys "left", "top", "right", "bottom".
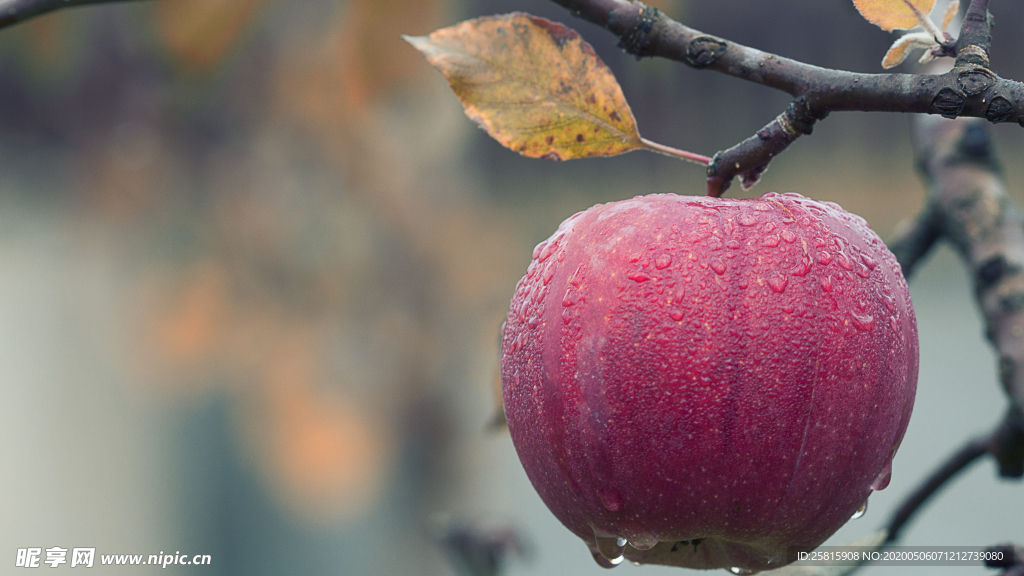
{"left": 957, "top": 0, "right": 992, "bottom": 67}
{"left": 547, "top": 0, "right": 1023, "bottom": 195}
{"left": 877, "top": 112, "right": 1024, "bottom": 551}
{"left": 986, "top": 544, "right": 1024, "bottom": 576}
{"left": 0, "top": 0, "right": 148, "bottom": 30}
{"left": 908, "top": 114, "right": 1024, "bottom": 431}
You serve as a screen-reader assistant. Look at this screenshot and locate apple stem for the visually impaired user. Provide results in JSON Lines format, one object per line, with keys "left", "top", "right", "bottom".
{"left": 639, "top": 137, "right": 711, "bottom": 165}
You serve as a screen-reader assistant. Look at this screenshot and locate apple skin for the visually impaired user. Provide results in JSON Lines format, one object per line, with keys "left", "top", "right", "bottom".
{"left": 500, "top": 193, "right": 918, "bottom": 572}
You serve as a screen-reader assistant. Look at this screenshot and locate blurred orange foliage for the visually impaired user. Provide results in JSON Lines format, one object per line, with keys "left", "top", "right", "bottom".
{"left": 158, "top": 0, "right": 265, "bottom": 71}
{"left": 249, "top": 331, "right": 393, "bottom": 522}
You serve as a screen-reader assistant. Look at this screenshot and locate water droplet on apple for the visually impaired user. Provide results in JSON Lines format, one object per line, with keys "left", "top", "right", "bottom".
{"left": 768, "top": 276, "right": 788, "bottom": 293}
{"left": 861, "top": 254, "right": 877, "bottom": 269}
{"left": 590, "top": 548, "right": 623, "bottom": 569}
{"left": 670, "top": 311, "right": 684, "bottom": 321}
{"left": 570, "top": 263, "right": 584, "bottom": 287}
{"left": 820, "top": 275, "right": 833, "bottom": 292}
{"left": 882, "top": 294, "right": 896, "bottom": 312}
{"left": 850, "top": 311, "right": 875, "bottom": 332}
{"left": 628, "top": 534, "right": 659, "bottom": 550}
{"left": 538, "top": 241, "right": 558, "bottom": 262}
{"left": 533, "top": 241, "right": 547, "bottom": 260}
{"left": 655, "top": 254, "right": 672, "bottom": 269}
{"left": 628, "top": 273, "right": 650, "bottom": 283}
{"left": 817, "top": 251, "right": 833, "bottom": 265}
{"left": 791, "top": 255, "right": 812, "bottom": 276}
{"left": 763, "top": 235, "right": 781, "bottom": 248}
{"left": 856, "top": 264, "right": 871, "bottom": 278}
{"left": 837, "top": 253, "right": 853, "bottom": 271}
{"left": 592, "top": 534, "right": 627, "bottom": 566}
{"left": 711, "top": 260, "right": 727, "bottom": 275}
{"left": 543, "top": 266, "right": 555, "bottom": 285}
{"left": 872, "top": 458, "right": 893, "bottom": 490}
{"left": 599, "top": 488, "right": 623, "bottom": 511}
{"left": 738, "top": 214, "right": 758, "bottom": 227}
{"left": 781, "top": 229, "right": 797, "bottom": 243}
{"left": 851, "top": 499, "right": 868, "bottom": 519}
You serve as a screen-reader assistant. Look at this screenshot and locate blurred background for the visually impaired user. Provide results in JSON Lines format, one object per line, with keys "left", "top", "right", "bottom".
{"left": 0, "top": 0, "right": 1021, "bottom": 574}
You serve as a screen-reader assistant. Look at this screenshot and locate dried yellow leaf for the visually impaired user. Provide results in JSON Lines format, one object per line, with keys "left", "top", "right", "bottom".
{"left": 882, "top": 38, "right": 916, "bottom": 68}
{"left": 852, "top": 0, "right": 937, "bottom": 32}
{"left": 404, "top": 13, "right": 645, "bottom": 161}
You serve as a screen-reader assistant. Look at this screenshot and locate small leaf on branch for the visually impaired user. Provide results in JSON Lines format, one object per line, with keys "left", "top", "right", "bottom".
{"left": 882, "top": 32, "right": 937, "bottom": 68}
{"left": 853, "top": 0, "right": 937, "bottom": 32}
{"left": 404, "top": 13, "right": 708, "bottom": 164}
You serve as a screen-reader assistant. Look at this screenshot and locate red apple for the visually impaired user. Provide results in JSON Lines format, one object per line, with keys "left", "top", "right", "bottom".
{"left": 500, "top": 192, "right": 917, "bottom": 572}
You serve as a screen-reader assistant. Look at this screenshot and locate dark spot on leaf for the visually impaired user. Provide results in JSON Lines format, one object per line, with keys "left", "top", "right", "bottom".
{"left": 576, "top": 133, "right": 584, "bottom": 142}
{"left": 528, "top": 14, "right": 578, "bottom": 48}
{"left": 589, "top": 95, "right": 596, "bottom": 104}
{"left": 609, "top": 111, "right": 622, "bottom": 122}
{"left": 545, "top": 135, "right": 554, "bottom": 145}
{"left": 540, "top": 151, "right": 563, "bottom": 161}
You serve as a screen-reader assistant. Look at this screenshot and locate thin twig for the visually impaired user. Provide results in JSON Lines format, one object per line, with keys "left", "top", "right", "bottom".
{"left": 0, "top": 0, "right": 149, "bottom": 30}
{"left": 884, "top": 434, "right": 988, "bottom": 543}
{"left": 882, "top": 409, "right": 1022, "bottom": 544}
